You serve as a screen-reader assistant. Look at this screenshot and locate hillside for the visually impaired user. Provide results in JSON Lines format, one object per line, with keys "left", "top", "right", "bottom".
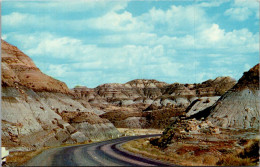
{"left": 145, "top": 64, "right": 259, "bottom": 166}
{"left": 207, "top": 64, "right": 260, "bottom": 128}
{"left": 1, "top": 40, "right": 121, "bottom": 152}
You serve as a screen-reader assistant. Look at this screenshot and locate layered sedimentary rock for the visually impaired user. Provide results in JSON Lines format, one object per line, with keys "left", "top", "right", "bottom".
{"left": 1, "top": 40, "right": 69, "bottom": 94}
{"left": 72, "top": 75, "right": 236, "bottom": 129}
{"left": 152, "top": 64, "right": 259, "bottom": 153}
{"left": 184, "top": 96, "right": 220, "bottom": 118}
{"left": 207, "top": 64, "right": 260, "bottom": 129}
{"left": 1, "top": 40, "right": 120, "bottom": 151}
{"left": 183, "top": 64, "right": 259, "bottom": 129}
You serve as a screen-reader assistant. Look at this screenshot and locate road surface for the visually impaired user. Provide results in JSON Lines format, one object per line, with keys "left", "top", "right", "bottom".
{"left": 25, "top": 134, "right": 173, "bottom": 166}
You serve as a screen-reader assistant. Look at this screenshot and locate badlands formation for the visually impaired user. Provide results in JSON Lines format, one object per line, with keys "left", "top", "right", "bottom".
{"left": 146, "top": 64, "right": 259, "bottom": 166}
{"left": 2, "top": 39, "right": 258, "bottom": 159}
{"left": 151, "top": 63, "right": 259, "bottom": 147}
{"left": 1, "top": 40, "right": 120, "bottom": 151}
{"left": 207, "top": 64, "right": 260, "bottom": 129}
{"left": 73, "top": 76, "right": 236, "bottom": 128}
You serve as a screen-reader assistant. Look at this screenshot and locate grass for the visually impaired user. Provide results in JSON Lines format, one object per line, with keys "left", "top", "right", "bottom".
{"left": 122, "top": 137, "right": 259, "bottom": 166}
{"left": 122, "top": 138, "right": 180, "bottom": 164}
{"left": 6, "top": 147, "right": 50, "bottom": 166}
{"left": 217, "top": 154, "right": 254, "bottom": 166}
{"left": 216, "top": 139, "right": 259, "bottom": 166}
{"left": 122, "top": 138, "right": 209, "bottom": 166}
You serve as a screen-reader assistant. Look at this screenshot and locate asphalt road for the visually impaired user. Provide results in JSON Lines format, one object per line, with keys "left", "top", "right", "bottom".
{"left": 24, "top": 134, "right": 173, "bottom": 166}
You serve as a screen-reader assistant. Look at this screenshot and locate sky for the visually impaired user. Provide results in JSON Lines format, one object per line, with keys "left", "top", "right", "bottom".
{"left": 2, "top": 0, "right": 259, "bottom": 88}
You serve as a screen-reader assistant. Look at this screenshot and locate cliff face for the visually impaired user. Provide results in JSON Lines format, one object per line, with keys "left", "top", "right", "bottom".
{"left": 207, "top": 64, "right": 260, "bottom": 129}
{"left": 1, "top": 40, "right": 120, "bottom": 151}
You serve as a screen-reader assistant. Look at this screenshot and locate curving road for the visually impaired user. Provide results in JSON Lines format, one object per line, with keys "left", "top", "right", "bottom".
{"left": 24, "top": 135, "right": 173, "bottom": 166}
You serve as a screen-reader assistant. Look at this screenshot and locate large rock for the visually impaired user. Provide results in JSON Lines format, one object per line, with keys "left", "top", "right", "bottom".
{"left": 185, "top": 96, "right": 220, "bottom": 118}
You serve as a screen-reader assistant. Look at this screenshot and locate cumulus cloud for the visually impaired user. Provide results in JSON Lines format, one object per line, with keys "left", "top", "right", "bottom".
{"left": 201, "top": 24, "right": 224, "bottom": 42}
{"left": 197, "top": 24, "right": 259, "bottom": 53}
{"left": 139, "top": 5, "right": 208, "bottom": 35}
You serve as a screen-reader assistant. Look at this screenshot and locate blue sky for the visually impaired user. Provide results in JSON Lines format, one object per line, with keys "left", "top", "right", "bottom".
{"left": 2, "top": 0, "right": 259, "bottom": 88}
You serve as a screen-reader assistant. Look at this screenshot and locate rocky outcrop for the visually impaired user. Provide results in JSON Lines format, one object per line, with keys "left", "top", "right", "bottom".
{"left": 207, "top": 64, "right": 260, "bottom": 129}
{"left": 185, "top": 96, "right": 220, "bottom": 118}
{"left": 1, "top": 40, "right": 121, "bottom": 151}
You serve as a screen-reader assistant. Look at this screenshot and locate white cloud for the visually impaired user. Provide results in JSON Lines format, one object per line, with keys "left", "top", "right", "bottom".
{"left": 87, "top": 11, "right": 151, "bottom": 32}
{"left": 197, "top": 24, "right": 259, "bottom": 53}
{"left": 97, "top": 33, "right": 158, "bottom": 45}
{"left": 2, "top": 12, "right": 57, "bottom": 30}
{"left": 224, "top": 7, "right": 252, "bottom": 21}
{"left": 25, "top": 34, "right": 97, "bottom": 60}
{"left": 139, "top": 5, "right": 208, "bottom": 35}
{"left": 3, "top": 12, "right": 36, "bottom": 27}
{"left": 234, "top": 0, "right": 259, "bottom": 9}
{"left": 201, "top": 24, "right": 224, "bottom": 42}
{"left": 224, "top": 0, "right": 259, "bottom": 21}
{"left": 197, "top": 0, "right": 230, "bottom": 7}
{"left": 46, "top": 64, "right": 70, "bottom": 77}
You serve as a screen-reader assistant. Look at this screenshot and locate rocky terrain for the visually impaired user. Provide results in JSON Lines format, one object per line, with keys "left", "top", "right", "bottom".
{"left": 1, "top": 40, "right": 121, "bottom": 152}
{"left": 142, "top": 64, "right": 259, "bottom": 166}
{"left": 72, "top": 76, "right": 236, "bottom": 129}
{"left": 207, "top": 64, "right": 260, "bottom": 129}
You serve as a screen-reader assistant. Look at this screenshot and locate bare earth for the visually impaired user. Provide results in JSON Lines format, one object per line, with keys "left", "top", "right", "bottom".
{"left": 117, "top": 128, "right": 163, "bottom": 136}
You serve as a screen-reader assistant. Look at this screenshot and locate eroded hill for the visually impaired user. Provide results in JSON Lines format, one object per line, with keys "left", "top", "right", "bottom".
{"left": 72, "top": 76, "right": 236, "bottom": 129}
{"left": 1, "top": 40, "right": 121, "bottom": 152}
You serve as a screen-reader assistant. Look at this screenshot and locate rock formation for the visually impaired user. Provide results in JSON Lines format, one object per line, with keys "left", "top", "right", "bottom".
{"left": 184, "top": 96, "right": 220, "bottom": 118}
{"left": 72, "top": 75, "right": 236, "bottom": 129}
{"left": 1, "top": 40, "right": 120, "bottom": 151}
{"left": 207, "top": 64, "right": 260, "bottom": 129}
{"left": 1, "top": 40, "right": 70, "bottom": 94}
{"left": 150, "top": 65, "right": 259, "bottom": 153}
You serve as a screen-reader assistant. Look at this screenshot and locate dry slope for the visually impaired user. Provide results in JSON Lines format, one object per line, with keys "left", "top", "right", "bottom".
{"left": 207, "top": 64, "right": 260, "bottom": 129}
{"left": 1, "top": 40, "right": 120, "bottom": 152}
